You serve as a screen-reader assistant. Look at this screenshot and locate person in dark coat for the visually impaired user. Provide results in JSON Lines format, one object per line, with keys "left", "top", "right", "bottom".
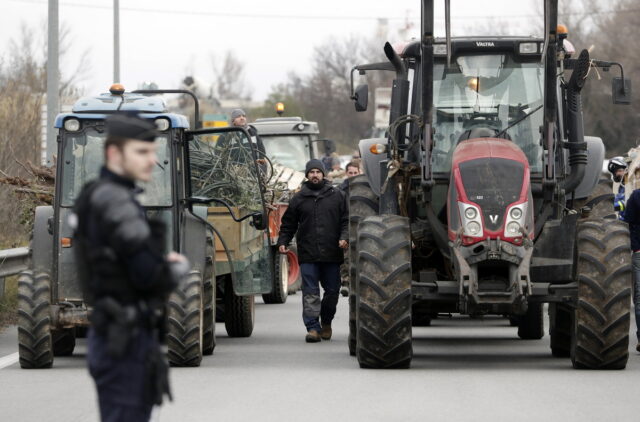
{"left": 277, "top": 159, "right": 349, "bottom": 342}
{"left": 339, "top": 161, "right": 362, "bottom": 296}
{"left": 623, "top": 188, "right": 640, "bottom": 353}
{"left": 73, "top": 113, "right": 188, "bottom": 421}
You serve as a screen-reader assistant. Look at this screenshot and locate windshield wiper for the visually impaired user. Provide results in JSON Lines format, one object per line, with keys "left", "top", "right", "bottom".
{"left": 495, "top": 104, "right": 543, "bottom": 138}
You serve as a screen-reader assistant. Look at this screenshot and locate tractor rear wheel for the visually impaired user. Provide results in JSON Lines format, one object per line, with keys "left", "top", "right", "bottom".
{"left": 356, "top": 215, "right": 412, "bottom": 369}
{"left": 516, "top": 302, "right": 544, "bottom": 340}
{"left": 167, "top": 271, "right": 204, "bottom": 367}
{"left": 571, "top": 218, "right": 631, "bottom": 369}
{"left": 549, "top": 303, "right": 572, "bottom": 357}
{"left": 224, "top": 277, "right": 255, "bottom": 337}
{"left": 202, "top": 233, "right": 216, "bottom": 356}
{"left": 52, "top": 328, "right": 76, "bottom": 356}
{"left": 348, "top": 175, "right": 379, "bottom": 356}
{"left": 17, "top": 271, "right": 54, "bottom": 369}
{"left": 262, "top": 248, "right": 288, "bottom": 304}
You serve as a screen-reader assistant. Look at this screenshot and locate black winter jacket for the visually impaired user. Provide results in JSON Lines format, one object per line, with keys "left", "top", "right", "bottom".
{"left": 277, "top": 180, "right": 348, "bottom": 263}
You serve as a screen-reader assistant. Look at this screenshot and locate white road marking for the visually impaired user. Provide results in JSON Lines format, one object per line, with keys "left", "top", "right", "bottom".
{"left": 0, "top": 352, "right": 19, "bottom": 369}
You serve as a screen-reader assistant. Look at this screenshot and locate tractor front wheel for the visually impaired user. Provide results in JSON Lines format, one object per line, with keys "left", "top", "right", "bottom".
{"left": 356, "top": 215, "right": 412, "bottom": 369}
{"left": 571, "top": 218, "right": 631, "bottom": 369}
{"left": 17, "top": 271, "right": 54, "bottom": 369}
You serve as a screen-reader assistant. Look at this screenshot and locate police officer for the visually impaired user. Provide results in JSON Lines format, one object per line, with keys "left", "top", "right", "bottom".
{"left": 73, "top": 113, "right": 188, "bottom": 421}
{"left": 608, "top": 156, "right": 628, "bottom": 219}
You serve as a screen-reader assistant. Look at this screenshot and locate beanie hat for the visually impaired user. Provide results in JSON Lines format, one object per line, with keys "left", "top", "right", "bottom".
{"left": 305, "top": 159, "right": 326, "bottom": 177}
{"left": 230, "top": 109, "right": 246, "bottom": 122}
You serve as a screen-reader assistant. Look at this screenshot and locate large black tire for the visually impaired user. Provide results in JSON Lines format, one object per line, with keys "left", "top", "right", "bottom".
{"left": 515, "top": 302, "right": 544, "bottom": 340}
{"left": 549, "top": 303, "right": 572, "bottom": 357}
{"left": 167, "top": 271, "right": 204, "bottom": 367}
{"left": 262, "top": 248, "right": 288, "bottom": 304}
{"left": 571, "top": 218, "right": 632, "bottom": 369}
{"left": 202, "top": 234, "right": 216, "bottom": 356}
{"left": 356, "top": 215, "right": 412, "bottom": 369}
{"left": 575, "top": 178, "right": 615, "bottom": 219}
{"left": 348, "top": 175, "right": 379, "bottom": 356}
{"left": 224, "top": 277, "right": 255, "bottom": 337}
{"left": 17, "top": 271, "right": 54, "bottom": 369}
{"left": 52, "top": 328, "right": 76, "bottom": 356}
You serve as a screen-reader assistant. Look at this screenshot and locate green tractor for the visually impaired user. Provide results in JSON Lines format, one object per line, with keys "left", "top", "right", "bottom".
{"left": 348, "top": 0, "right": 633, "bottom": 369}
{"left": 17, "top": 85, "right": 272, "bottom": 368}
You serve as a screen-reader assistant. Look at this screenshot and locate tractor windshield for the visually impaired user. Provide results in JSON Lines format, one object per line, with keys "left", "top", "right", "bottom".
{"left": 60, "top": 126, "right": 172, "bottom": 207}
{"left": 261, "top": 134, "right": 312, "bottom": 172}
{"left": 431, "top": 54, "right": 544, "bottom": 173}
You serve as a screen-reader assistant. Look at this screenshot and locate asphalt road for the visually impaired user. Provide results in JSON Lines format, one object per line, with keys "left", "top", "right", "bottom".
{"left": 0, "top": 296, "right": 638, "bottom": 422}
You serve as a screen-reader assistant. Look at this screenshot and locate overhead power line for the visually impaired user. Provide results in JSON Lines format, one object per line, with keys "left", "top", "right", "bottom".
{"left": 7, "top": 0, "right": 640, "bottom": 21}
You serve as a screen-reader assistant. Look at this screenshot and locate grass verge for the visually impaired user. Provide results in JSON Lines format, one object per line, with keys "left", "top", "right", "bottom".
{"left": 0, "top": 276, "right": 18, "bottom": 332}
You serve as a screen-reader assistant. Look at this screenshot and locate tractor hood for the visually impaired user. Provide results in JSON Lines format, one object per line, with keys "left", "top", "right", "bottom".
{"left": 448, "top": 138, "right": 533, "bottom": 245}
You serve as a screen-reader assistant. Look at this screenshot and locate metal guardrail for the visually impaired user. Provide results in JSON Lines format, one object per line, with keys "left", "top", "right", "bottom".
{"left": 0, "top": 247, "right": 30, "bottom": 278}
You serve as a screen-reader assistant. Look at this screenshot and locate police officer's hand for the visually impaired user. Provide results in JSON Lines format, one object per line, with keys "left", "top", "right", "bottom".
{"left": 278, "top": 245, "right": 289, "bottom": 254}
{"left": 338, "top": 240, "right": 348, "bottom": 249}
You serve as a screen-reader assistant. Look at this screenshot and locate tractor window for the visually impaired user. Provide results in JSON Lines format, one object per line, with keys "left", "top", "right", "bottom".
{"left": 261, "top": 134, "right": 311, "bottom": 172}
{"left": 431, "top": 54, "right": 544, "bottom": 173}
{"left": 60, "top": 127, "right": 172, "bottom": 207}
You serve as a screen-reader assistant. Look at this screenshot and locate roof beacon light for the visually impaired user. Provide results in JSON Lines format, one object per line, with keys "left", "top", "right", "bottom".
{"left": 557, "top": 24, "right": 568, "bottom": 35}
{"left": 109, "top": 84, "right": 125, "bottom": 95}
{"left": 276, "top": 102, "right": 285, "bottom": 116}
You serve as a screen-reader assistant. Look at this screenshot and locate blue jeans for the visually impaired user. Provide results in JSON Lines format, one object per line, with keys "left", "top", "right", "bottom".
{"left": 633, "top": 252, "right": 640, "bottom": 341}
{"left": 300, "top": 262, "right": 341, "bottom": 332}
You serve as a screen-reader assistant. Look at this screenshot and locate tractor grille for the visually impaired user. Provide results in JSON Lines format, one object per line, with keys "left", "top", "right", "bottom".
{"left": 459, "top": 158, "right": 524, "bottom": 231}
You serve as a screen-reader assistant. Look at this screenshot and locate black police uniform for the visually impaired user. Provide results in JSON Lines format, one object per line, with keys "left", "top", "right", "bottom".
{"left": 73, "top": 114, "right": 177, "bottom": 421}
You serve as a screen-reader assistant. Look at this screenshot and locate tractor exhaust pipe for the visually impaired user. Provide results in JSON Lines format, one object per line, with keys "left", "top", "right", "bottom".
{"left": 561, "top": 49, "right": 590, "bottom": 193}
{"left": 421, "top": 0, "right": 435, "bottom": 185}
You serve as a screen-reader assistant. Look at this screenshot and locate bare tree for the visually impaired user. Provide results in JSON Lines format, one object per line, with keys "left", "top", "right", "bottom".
{"left": 211, "top": 51, "right": 251, "bottom": 101}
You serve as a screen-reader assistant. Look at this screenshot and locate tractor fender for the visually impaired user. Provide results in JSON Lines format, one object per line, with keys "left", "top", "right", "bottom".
{"left": 358, "top": 137, "right": 386, "bottom": 196}
{"left": 32, "top": 206, "right": 54, "bottom": 274}
{"left": 573, "top": 136, "right": 605, "bottom": 200}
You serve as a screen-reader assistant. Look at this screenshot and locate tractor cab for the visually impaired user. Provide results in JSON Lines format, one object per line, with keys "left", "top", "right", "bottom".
{"left": 17, "top": 85, "right": 273, "bottom": 369}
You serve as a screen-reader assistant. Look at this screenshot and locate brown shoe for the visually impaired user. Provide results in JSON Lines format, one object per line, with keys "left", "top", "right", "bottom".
{"left": 321, "top": 325, "right": 332, "bottom": 340}
{"left": 306, "top": 330, "right": 321, "bottom": 343}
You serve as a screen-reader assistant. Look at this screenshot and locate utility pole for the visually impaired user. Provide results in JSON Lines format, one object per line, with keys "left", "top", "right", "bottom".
{"left": 114, "top": 0, "right": 120, "bottom": 83}
{"left": 45, "top": 0, "right": 59, "bottom": 167}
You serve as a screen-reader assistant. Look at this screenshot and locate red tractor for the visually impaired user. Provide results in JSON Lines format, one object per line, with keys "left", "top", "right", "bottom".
{"left": 348, "top": 0, "right": 633, "bottom": 369}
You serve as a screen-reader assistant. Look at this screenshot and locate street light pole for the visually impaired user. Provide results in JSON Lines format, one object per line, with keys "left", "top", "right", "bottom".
{"left": 45, "top": 0, "right": 59, "bottom": 167}
{"left": 114, "top": 0, "right": 120, "bottom": 83}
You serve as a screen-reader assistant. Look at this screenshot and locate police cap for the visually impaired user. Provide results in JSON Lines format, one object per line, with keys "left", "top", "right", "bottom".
{"left": 106, "top": 112, "right": 158, "bottom": 142}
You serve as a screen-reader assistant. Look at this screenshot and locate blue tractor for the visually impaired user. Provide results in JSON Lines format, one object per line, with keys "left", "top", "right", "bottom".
{"left": 17, "top": 85, "right": 273, "bottom": 368}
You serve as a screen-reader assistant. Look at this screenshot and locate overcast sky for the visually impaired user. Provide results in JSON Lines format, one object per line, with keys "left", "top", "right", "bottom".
{"left": 1, "top": 0, "right": 542, "bottom": 100}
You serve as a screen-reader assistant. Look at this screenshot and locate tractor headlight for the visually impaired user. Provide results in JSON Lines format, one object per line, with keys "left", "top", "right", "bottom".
{"left": 519, "top": 42, "right": 538, "bottom": 54}
{"left": 466, "top": 221, "right": 482, "bottom": 236}
{"left": 64, "top": 118, "right": 80, "bottom": 132}
{"left": 510, "top": 207, "right": 523, "bottom": 220}
{"left": 506, "top": 221, "right": 521, "bottom": 236}
{"left": 465, "top": 207, "right": 477, "bottom": 219}
{"left": 155, "top": 118, "right": 170, "bottom": 131}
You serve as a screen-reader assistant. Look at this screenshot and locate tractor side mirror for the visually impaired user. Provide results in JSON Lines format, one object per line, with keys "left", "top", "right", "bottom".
{"left": 312, "top": 138, "right": 337, "bottom": 155}
{"left": 612, "top": 77, "right": 632, "bottom": 105}
{"left": 353, "top": 84, "right": 369, "bottom": 112}
{"left": 323, "top": 139, "right": 336, "bottom": 155}
{"left": 251, "top": 212, "right": 267, "bottom": 231}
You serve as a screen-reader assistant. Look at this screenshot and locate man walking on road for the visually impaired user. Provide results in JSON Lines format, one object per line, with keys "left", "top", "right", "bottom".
{"left": 73, "top": 113, "right": 188, "bottom": 421}
{"left": 277, "top": 159, "right": 349, "bottom": 342}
